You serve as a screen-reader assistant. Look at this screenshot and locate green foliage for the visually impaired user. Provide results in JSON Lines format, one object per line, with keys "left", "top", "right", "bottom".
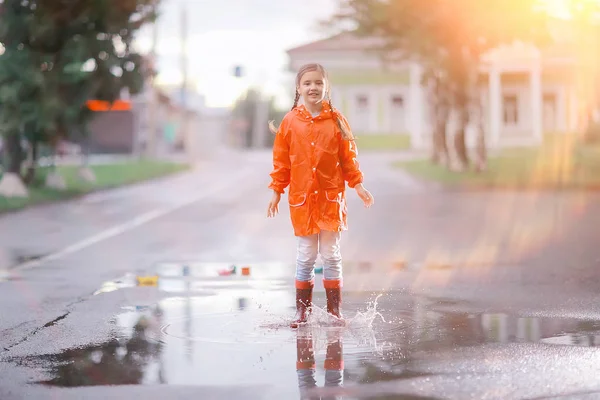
{"left": 333, "top": 1, "right": 553, "bottom": 116}
{"left": 396, "top": 133, "right": 600, "bottom": 188}
{"left": 332, "top": 0, "right": 553, "bottom": 167}
{"left": 0, "top": 0, "right": 159, "bottom": 170}
{"left": 334, "top": 0, "right": 550, "bottom": 88}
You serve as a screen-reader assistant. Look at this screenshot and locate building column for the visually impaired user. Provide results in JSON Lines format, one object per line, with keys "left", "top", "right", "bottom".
{"left": 377, "top": 88, "right": 385, "bottom": 134}
{"left": 409, "top": 62, "right": 424, "bottom": 148}
{"left": 488, "top": 65, "right": 502, "bottom": 147}
{"left": 557, "top": 86, "right": 567, "bottom": 133}
{"left": 369, "top": 90, "right": 379, "bottom": 134}
{"left": 530, "top": 61, "right": 543, "bottom": 142}
{"left": 568, "top": 84, "right": 579, "bottom": 132}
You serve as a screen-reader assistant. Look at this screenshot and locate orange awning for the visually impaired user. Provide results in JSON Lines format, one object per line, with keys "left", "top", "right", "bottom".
{"left": 87, "top": 100, "right": 131, "bottom": 111}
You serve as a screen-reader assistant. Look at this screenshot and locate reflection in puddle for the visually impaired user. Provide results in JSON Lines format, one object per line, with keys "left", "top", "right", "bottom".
{"left": 13, "top": 289, "right": 600, "bottom": 396}
{"left": 93, "top": 262, "right": 293, "bottom": 296}
{"left": 38, "top": 307, "right": 165, "bottom": 386}
{"left": 412, "top": 299, "right": 600, "bottom": 349}
{"left": 18, "top": 263, "right": 600, "bottom": 396}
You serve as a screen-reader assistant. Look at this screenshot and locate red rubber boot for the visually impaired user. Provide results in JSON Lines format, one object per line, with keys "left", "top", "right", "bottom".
{"left": 324, "top": 279, "right": 345, "bottom": 325}
{"left": 290, "top": 279, "right": 313, "bottom": 328}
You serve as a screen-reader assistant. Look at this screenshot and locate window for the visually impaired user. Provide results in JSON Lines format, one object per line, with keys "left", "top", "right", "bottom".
{"left": 543, "top": 93, "right": 556, "bottom": 105}
{"left": 357, "top": 95, "right": 368, "bottom": 109}
{"left": 503, "top": 95, "right": 518, "bottom": 125}
{"left": 391, "top": 96, "right": 404, "bottom": 107}
{"left": 543, "top": 93, "right": 557, "bottom": 130}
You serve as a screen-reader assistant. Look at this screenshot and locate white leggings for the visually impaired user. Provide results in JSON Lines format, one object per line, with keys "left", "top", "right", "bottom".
{"left": 296, "top": 231, "right": 342, "bottom": 282}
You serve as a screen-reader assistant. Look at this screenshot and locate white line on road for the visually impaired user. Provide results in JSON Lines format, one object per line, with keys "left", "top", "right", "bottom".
{"left": 11, "top": 170, "right": 255, "bottom": 272}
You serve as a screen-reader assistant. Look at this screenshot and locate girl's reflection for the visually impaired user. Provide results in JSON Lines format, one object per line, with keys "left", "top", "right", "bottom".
{"left": 296, "top": 329, "right": 344, "bottom": 400}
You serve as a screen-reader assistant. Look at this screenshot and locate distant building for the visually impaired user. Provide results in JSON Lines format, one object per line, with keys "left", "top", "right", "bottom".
{"left": 286, "top": 23, "right": 592, "bottom": 149}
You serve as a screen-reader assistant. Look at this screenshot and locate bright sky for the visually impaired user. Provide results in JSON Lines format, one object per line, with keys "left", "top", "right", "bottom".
{"left": 134, "top": 0, "right": 338, "bottom": 109}
{"left": 132, "top": 0, "right": 599, "bottom": 109}
{"left": 543, "top": 0, "right": 572, "bottom": 17}
{"left": 543, "top": 0, "right": 600, "bottom": 18}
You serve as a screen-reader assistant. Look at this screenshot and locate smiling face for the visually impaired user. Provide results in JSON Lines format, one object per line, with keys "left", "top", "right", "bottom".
{"left": 297, "top": 69, "right": 327, "bottom": 107}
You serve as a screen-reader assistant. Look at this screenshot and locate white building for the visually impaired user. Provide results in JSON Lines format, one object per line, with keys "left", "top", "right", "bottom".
{"left": 286, "top": 30, "right": 585, "bottom": 149}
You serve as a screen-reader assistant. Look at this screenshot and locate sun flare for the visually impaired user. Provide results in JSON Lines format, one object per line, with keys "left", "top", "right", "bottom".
{"left": 539, "top": 0, "right": 600, "bottom": 18}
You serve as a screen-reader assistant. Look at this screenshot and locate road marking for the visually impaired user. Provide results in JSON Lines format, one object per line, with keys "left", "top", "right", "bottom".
{"left": 11, "top": 170, "right": 255, "bottom": 272}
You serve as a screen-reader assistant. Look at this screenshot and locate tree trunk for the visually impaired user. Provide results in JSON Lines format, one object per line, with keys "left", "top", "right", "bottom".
{"left": 78, "top": 136, "right": 96, "bottom": 183}
{"left": 0, "top": 131, "right": 28, "bottom": 197}
{"left": 45, "top": 146, "right": 67, "bottom": 190}
{"left": 429, "top": 77, "right": 450, "bottom": 167}
{"left": 474, "top": 99, "right": 487, "bottom": 172}
{"left": 23, "top": 139, "right": 39, "bottom": 185}
{"left": 432, "top": 105, "right": 450, "bottom": 167}
{"left": 3, "top": 131, "right": 23, "bottom": 174}
{"left": 453, "top": 93, "right": 470, "bottom": 171}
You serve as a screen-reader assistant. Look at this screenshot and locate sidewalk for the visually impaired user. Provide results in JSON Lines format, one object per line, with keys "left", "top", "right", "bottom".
{"left": 42, "top": 151, "right": 194, "bottom": 167}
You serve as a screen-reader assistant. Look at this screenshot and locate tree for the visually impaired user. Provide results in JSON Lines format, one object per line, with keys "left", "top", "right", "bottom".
{"left": 331, "top": 0, "right": 549, "bottom": 171}
{"left": 0, "top": 0, "right": 159, "bottom": 197}
{"left": 566, "top": 0, "right": 600, "bottom": 140}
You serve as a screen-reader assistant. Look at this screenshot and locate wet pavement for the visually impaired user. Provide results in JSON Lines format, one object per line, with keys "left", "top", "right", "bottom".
{"left": 5, "top": 265, "right": 600, "bottom": 399}
{"left": 2, "top": 150, "right": 600, "bottom": 399}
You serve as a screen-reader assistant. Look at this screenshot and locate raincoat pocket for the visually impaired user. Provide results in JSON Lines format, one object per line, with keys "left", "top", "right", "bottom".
{"left": 322, "top": 189, "right": 345, "bottom": 227}
{"left": 288, "top": 192, "right": 309, "bottom": 235}
{"left": 325, "top": 190, "right": 342, "bottom": 203}
{"left": 289, "top": 193, "right": 307, "bottom": 207}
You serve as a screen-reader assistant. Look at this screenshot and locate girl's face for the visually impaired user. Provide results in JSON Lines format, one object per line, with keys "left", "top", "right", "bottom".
{"left": 297, "top": 70, "right": 326, "bottom": 106}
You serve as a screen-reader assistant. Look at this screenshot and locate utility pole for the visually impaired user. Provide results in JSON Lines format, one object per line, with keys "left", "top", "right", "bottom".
{"left": 181, "top": 4, "right": 188, "bottom": 109}
{"left": 180, "top": 3, "right": 189, "bottom": 155}
{"left": 146, "top": 14, "right": 159, "bottom": 158}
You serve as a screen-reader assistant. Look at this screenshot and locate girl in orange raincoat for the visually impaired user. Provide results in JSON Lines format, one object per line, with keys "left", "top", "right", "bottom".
{"left": 267, "top": 63, "right": 374, "bottom": 328}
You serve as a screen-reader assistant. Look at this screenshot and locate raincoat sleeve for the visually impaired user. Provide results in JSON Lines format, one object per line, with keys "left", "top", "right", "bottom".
{"left": 337, "top": 114, "right": 364, "bottom": 188}
{"left": 268, "top": 117, "right": 291, "bottom": 194}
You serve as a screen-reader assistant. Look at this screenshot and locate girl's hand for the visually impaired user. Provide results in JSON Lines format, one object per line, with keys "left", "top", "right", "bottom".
{"left": 267, "top": 191, "right": 281, "bottom": 218}
{"left": 355, "top": 184, "right": 374, "bottom": 208}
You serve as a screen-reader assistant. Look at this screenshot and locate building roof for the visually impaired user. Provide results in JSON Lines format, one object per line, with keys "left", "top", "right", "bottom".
{"left": 286, "top": 32, "right": 386, "bottom": 54}
{"left": 286, "top": 30, "right": 577, "bottom": 60}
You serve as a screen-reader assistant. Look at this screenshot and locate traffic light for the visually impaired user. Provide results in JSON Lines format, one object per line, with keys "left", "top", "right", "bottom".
{"left": 233, "top": 65, "right": 243, "bottom": 77}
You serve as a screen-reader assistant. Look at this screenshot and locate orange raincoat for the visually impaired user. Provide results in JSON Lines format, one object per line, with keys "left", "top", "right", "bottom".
{"left": 269, "top": 102, "right": 364, "bottom": 237}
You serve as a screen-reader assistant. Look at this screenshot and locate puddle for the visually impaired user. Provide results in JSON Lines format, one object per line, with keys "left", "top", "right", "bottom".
{"left": 93, "top": 262, "right": 293, "bottom": 296}
{"left": 12, "top": 287, "right": 600, "bottom": 396}
{"left": 13, "top": 262, "right": 600, "bottom": 397}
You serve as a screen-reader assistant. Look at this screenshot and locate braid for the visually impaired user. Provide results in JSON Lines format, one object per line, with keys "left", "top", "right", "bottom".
{"left": 327, "top": 91, "right": 334, "bottom": 115}
{"left": 291, "top": 90, "right": 300, "bottom": 111}
{"left": 328, "top": 90, "right": 354, "bottom": 141}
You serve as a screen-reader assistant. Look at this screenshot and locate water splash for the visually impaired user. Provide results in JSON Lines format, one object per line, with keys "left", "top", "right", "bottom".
{"left": 302, "top": 293, "right": 387, "bottom": 328}
{"left": 258, "top": 293, "right": 396, "bottom": 355}
{"left": 347, "top": 294, "right": 387, "bottom": 328}
{"left": 291, "top": 294, "right": 391, "bottom": 355}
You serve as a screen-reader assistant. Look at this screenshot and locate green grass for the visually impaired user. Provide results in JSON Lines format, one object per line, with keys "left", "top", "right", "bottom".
{"left": 355, "top": 134, "right": 411, "bottom": 151}
{"left": 0, "top": 160, "right": 190, "bottom": 213}
{"left": 395, "top": 133, "right": 600, "bottom": 189}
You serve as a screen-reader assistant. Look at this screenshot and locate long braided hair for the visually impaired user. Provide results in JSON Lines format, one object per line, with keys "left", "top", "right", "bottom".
{"left": 268, "top": 63, "right": 354, "bottom": 141}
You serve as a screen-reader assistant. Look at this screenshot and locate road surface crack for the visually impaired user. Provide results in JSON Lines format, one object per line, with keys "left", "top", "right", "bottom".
{"left": 2, "top": 312, "right": 70, "bottom": 353}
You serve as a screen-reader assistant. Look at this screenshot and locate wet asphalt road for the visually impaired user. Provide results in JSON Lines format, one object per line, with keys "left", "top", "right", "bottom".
{"left": 1, "top": 149, "right": 600, "bottom": 399}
